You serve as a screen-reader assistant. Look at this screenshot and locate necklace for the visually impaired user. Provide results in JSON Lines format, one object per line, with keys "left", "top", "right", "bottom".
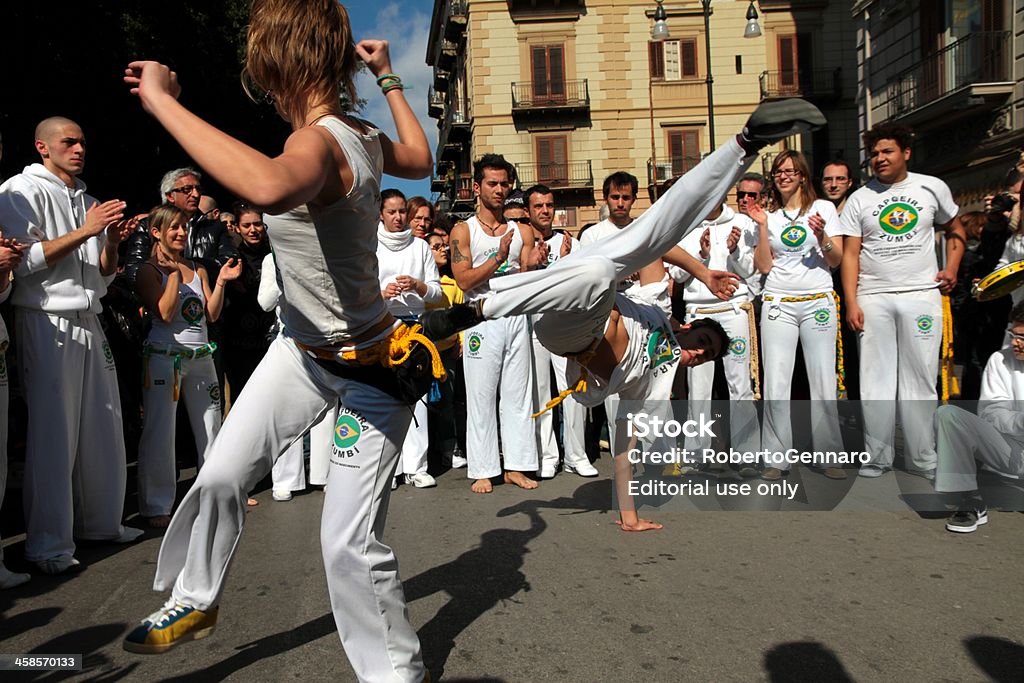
{"left": 477, "top": 216, "right": 503, "bottom": 234}
{"left": 781, "top": 207, "right": 801, "bottom": 223}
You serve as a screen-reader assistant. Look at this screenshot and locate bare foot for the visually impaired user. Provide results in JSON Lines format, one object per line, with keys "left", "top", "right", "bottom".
{"left": 246, "top": 497, "right": 259, "bottom": 507}
{"left": 471, "top": 478, "right": 493, "bottom": 494}
{"left": 145, "top": 515, "right": 171, "bottom": 529}
{"left": 503, "top": 471, "right": 539, "bottom": 490}
{"left": 615, "top": 518, "right": 663, "bottom": 532}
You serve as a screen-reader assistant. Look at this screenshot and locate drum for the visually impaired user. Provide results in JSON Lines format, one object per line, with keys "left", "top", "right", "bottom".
{"left": 973, "top": 260, "right": 1024, "bottom": 301}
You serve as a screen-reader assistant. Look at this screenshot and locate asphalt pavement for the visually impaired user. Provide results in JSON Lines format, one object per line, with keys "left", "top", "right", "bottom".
{"left": 1, "top": 460, "right": 1022, "bottom": 682}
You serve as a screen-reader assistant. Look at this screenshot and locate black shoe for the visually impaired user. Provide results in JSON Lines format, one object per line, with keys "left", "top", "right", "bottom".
{"left": 945, "top": 507, "right": 988, "bottom": 533}
{"left": 419, "top": 302, "right": 484, "bottom": 341}
{"left": 741, "top": 98, "right": 826, "bottom": 150}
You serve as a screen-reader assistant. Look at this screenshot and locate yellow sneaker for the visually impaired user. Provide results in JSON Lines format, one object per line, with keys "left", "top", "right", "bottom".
{"left": 662, "top": 462, "right": 683, "bottom": 477}
{"left": 123, "top": 599, "right": 218, "bottom": 654}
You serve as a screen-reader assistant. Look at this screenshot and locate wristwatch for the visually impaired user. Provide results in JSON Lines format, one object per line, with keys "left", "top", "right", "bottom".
{"left": 823, "top": 240, "right": 834, "bottom": 253}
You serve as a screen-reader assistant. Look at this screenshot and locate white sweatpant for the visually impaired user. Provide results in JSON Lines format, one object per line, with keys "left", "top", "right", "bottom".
{"left": 486, "top": 137, "right": 753, "bottom": 347}
{"left": 760, "top": 293, "right": 842, "bottom": 468}
{"left": 16, "top": 309, "right": 130, "bottom": 563}
{"left": 271, "top": 437, "right": 307, "bottom": 493}
{"left": 309, "top": 403, "right": 338, "bottom": 486}
{"left": 138, "top": 353, "right": 221, "bottom": 517}
{"left": 153, "top": 336, "right": 423, "bottom": 682}
{"left": 462, "top": 315, "right": 538, "bottom": 479}
{"left": 934, "top": 404, "right": 1024, "bottom": 492}
{"left": 531, "top": 330, "right": 587, "bottom": 473}
{"left": 859, "top": 289, "right": 942, "bottom": 470}
{"left": 684, "top": 303, "right": 759, "bottom": 454}
{"left": 395, "top": 397, "right": 429, "bottom": 477}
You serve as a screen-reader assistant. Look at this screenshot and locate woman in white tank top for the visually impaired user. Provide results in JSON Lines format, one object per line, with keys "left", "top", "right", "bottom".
{"left": 134, "top": 204, "right": 241, "bottom": 527}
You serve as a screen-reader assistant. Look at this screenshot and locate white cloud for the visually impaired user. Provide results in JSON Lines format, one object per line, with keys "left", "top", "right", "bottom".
{"left": 354, "top": 2, "right": 437, "bottom": 193}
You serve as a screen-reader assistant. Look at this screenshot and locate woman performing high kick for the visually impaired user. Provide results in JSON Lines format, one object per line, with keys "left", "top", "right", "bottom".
{"left": 120, "top": 2, "right": 434, "bottom": 680}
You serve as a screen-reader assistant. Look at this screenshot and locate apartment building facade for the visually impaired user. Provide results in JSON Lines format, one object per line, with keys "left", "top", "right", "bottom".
{"left": 852, "top": 0, "right": 1022, "bottom": 208}
{"left": 427, "top": 0, "right": 861, "bottom": 226}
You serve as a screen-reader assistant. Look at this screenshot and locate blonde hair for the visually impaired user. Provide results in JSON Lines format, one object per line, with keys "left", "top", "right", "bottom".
{"left": 768, "top": 150, "right": 817, "bottom": 216}
{"left": 148, "top": 204, "right": 189, "bottom": 238}
{"left": 242, "top": 0, "right": 358, "bottom": 125}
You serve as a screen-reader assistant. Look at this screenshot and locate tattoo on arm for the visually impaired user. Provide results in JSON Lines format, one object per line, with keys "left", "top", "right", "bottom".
{"left": 451, "top": 239, "right": 468, "bottom": 264}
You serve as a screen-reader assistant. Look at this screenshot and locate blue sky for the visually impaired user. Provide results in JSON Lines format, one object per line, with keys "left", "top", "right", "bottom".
{"left": 348, "top": 0, "right": 438, "bottom": 200}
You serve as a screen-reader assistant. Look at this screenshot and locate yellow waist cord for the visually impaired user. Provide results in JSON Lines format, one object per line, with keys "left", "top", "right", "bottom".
{"left": 941, "top": 293, "right": 958, "bottom": 402}
{"left": 532, "top": 337, "right": 601, "bottom": 419}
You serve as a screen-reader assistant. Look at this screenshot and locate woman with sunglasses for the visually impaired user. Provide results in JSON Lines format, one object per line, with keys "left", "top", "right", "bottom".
{"left": 122, "top": 0, "right": 433, "bottom": 676}
{"left": 747, "top": 150, "right": 847, "bottom": 481}
{"left": 406, "top": 195, "right": 435, "bottom": 238}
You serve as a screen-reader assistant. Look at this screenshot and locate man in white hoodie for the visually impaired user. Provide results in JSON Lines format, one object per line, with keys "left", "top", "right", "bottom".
{"left": 0, "top": 117, "right": 141, "bottom": 575}
{"left": 669, "top": 199, "right": 761, "bottom": 474}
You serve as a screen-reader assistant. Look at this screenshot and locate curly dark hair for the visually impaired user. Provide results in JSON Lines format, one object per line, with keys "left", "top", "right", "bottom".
{"left": 863, "top": 122, "right": 914, "bottom": 152}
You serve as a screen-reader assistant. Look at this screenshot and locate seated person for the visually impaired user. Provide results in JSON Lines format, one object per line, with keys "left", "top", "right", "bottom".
{"left": 934, "top": 299, "right": 1024, "bottom": 532}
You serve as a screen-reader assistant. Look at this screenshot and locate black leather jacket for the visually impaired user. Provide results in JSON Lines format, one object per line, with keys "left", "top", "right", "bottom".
{"left": 124, "top": 213, "right": 238, "bottom": 283}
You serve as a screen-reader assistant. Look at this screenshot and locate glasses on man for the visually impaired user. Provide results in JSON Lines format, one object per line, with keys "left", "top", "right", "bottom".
{"left": 736, "top": 191, "right": 760, "bottom": 200}
{"left": 507, "top": 216, "right": 531, "bottom": 224}
{"left": 1011, "top": 332, "right": 1024, "bottom": 343}
{"left": 170, "top": 184, "right": 202, "bottom": 195}
{"left": 772, "top": 169, "right": 801, "bottom": 178}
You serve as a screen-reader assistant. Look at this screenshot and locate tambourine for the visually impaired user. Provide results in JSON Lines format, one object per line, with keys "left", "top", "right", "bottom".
{"left": 973, "top": 260, "right": 1024, "bottom": 301}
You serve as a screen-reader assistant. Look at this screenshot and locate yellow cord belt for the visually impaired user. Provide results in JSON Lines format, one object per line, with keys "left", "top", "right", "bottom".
{"left": 532, "top": 336, "right": 601, "bottom": 418}
{"left": 687, "top": 301, "right": 762, "bottom": 400}
{"left": 941, "top": 293, "right": 958, "bottom": 402}
{"left": 299, "top": 322, "right": 447, "bottom": 382}
{"left": 762, "top": 291, "right": 846, "bottom": 397}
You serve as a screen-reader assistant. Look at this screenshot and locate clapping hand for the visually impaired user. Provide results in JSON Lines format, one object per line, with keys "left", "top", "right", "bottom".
{"left": 726, "top": 226, "right": 741, "bottom": 253}
{"left": 217, "top": 258, "right": 243, "bottom": 284}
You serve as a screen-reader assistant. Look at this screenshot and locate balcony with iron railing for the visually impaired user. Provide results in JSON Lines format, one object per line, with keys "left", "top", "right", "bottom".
{"left": 512, "top": 80, "right": 590, "bottom": 111}
{"left": 444, "top": 0, "right": 467, "bottom": 42}
{"left": 515, "top": 160, "right": 594, "bottom": 190}
{"left": 646, "top": 157, "right": 700, "bottom": 202}
{"left": 759, "top": 68, "right": 842, "bottom": 101}
{"left": 871, "top": 31, "right": 1013, "bottom": 125}
{"left": 428, "top": 87, "right": 444, "bottom": 119}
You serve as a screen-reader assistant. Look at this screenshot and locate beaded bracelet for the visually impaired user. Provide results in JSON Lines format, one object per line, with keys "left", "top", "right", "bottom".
{"left": 375, "top": 72, "right": 399, "bottom": 85}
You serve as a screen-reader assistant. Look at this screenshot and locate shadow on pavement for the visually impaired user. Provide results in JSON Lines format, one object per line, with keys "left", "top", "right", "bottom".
{"left": 763, "top": 641, "right": 855, "bottom": 682}
{"left": 964, "top": 635, "right": 1024, "bottom": 683}
{"left": 20, "top": 622, "right": 137, "bottom": 682}
{"left": 405, "top": 501, "right": 549, "bottom": 680}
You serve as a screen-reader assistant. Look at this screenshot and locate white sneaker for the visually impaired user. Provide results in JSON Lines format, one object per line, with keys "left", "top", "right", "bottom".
{"left": 451, "top": 455, "right": 468, "bottom": 469}
{"left": 391, "top": 476, "right": 400, "bottom": 490}
{"left": 564, "top": 460, "right": 599, "bottom": 477}
{"left": 405, "top": 472, "right": 437, "bottom": 488}
{"left": 272, "top": 489, "right": 293, "bottom": 502}
{"left": 538, "top": 466, "right": 557, "bottom": 479}
{"left": 113, "top": 527, "right": 145, "bottom": 544}
{"left": 0, "top": 566, "right": 31, "bottom": 589}
{"left": 34, "top": 556, "right": 80, "bottom": 575}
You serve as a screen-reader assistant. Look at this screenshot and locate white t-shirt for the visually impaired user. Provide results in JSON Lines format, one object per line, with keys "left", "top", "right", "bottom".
{"left": 753, "top": 199, "right": 840, "bottom": 295}
{"left": 578, "top": 218, "right": 623, "bottom": 247}
{"left": 837, "top": 172, "right": 959, "bottom": 296}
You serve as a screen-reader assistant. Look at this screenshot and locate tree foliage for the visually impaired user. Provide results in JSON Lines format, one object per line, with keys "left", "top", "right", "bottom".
{"left": 0, "top": 2, "right": 286, "bottom": 212}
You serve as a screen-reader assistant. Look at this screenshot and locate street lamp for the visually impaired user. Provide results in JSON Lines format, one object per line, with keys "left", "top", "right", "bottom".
{"left": 701, "top": 0, "right": 715, "bottom": 152}
{"left": 744, "top": 2, "right": 762, "bottom": 39}
{"left": 649, "top": 0, "right": 669, "bottom": 201}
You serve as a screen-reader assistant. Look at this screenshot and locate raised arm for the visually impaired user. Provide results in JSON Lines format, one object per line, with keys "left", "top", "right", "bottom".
{"left": 135, "top": 263, "right": 181, "bottom": 324}
{"left": 356, "top": 41, "right": 432, "bottom": 180}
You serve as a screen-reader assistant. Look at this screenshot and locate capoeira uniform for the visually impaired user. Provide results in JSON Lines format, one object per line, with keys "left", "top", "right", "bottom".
{"left": 838, "top": 173, "right": 959, "bottom": 471}
{"left": 462, "top": 217, "right": 538, "bottom": 480}
{"left": 143, "top": 118, "right": 426, "bottom": 681}
{"left": 0, "top": 280, "right": 29, "bottom": 588}
{"left": 669, "top": 205, "right": 760, "bottom": 455}
{"left": 757, "top": 199, "right": 843, "bottom": 467}
{"left": 934, "top": 346, "right": 1024, "bottom": 493}
{"left": 376, "top": 226, "right": 441, "bottom": 482}
{"left": 137, "top": 262, "right": 221, "bottom": 517}
{"left": 531, "top": 230, "right": 589, "bottom": 476}
{"left": 483, "top": 139, "right": 756, "bottom": 450}
{"left": 0, "top": 163, "right": 137, "bottom": 569}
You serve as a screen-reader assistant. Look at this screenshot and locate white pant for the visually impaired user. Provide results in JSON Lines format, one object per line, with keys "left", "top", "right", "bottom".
{"left": 153, "top": 336, "right": 423, "bottom": 682}
{"left": 859, "top": 289, "right": 942, "bottom": 470}
{"left": 272, "top": 437, "right": 307, "bottom": 493}
{"left": 486, "top": 138, "right": 754, "bottom": 357}
{"left": 395, "top": 398, "right": 428, "bottom": 477}
{"left": 685, "top": 303, "right": 759, "bottom": 454}
{"left": 934, "top": 404, "right": 1024, "bottom": 493}
{"left": 760, "top": 293, "right": 842, "bottom": 468}
{"left": 16, "top": 309, "right": 130, "bottom": 563}
{"left": 309, "top": 404, "right": 337, "bottom": 486}
{"left": 138, "top": 353, "right": 221, "bottom": 517}
{"left": 531, "top": 331, "right": 587, "bottom": 473}
{"left": 462, "top": 315, "right": 538, "bottom": 479}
